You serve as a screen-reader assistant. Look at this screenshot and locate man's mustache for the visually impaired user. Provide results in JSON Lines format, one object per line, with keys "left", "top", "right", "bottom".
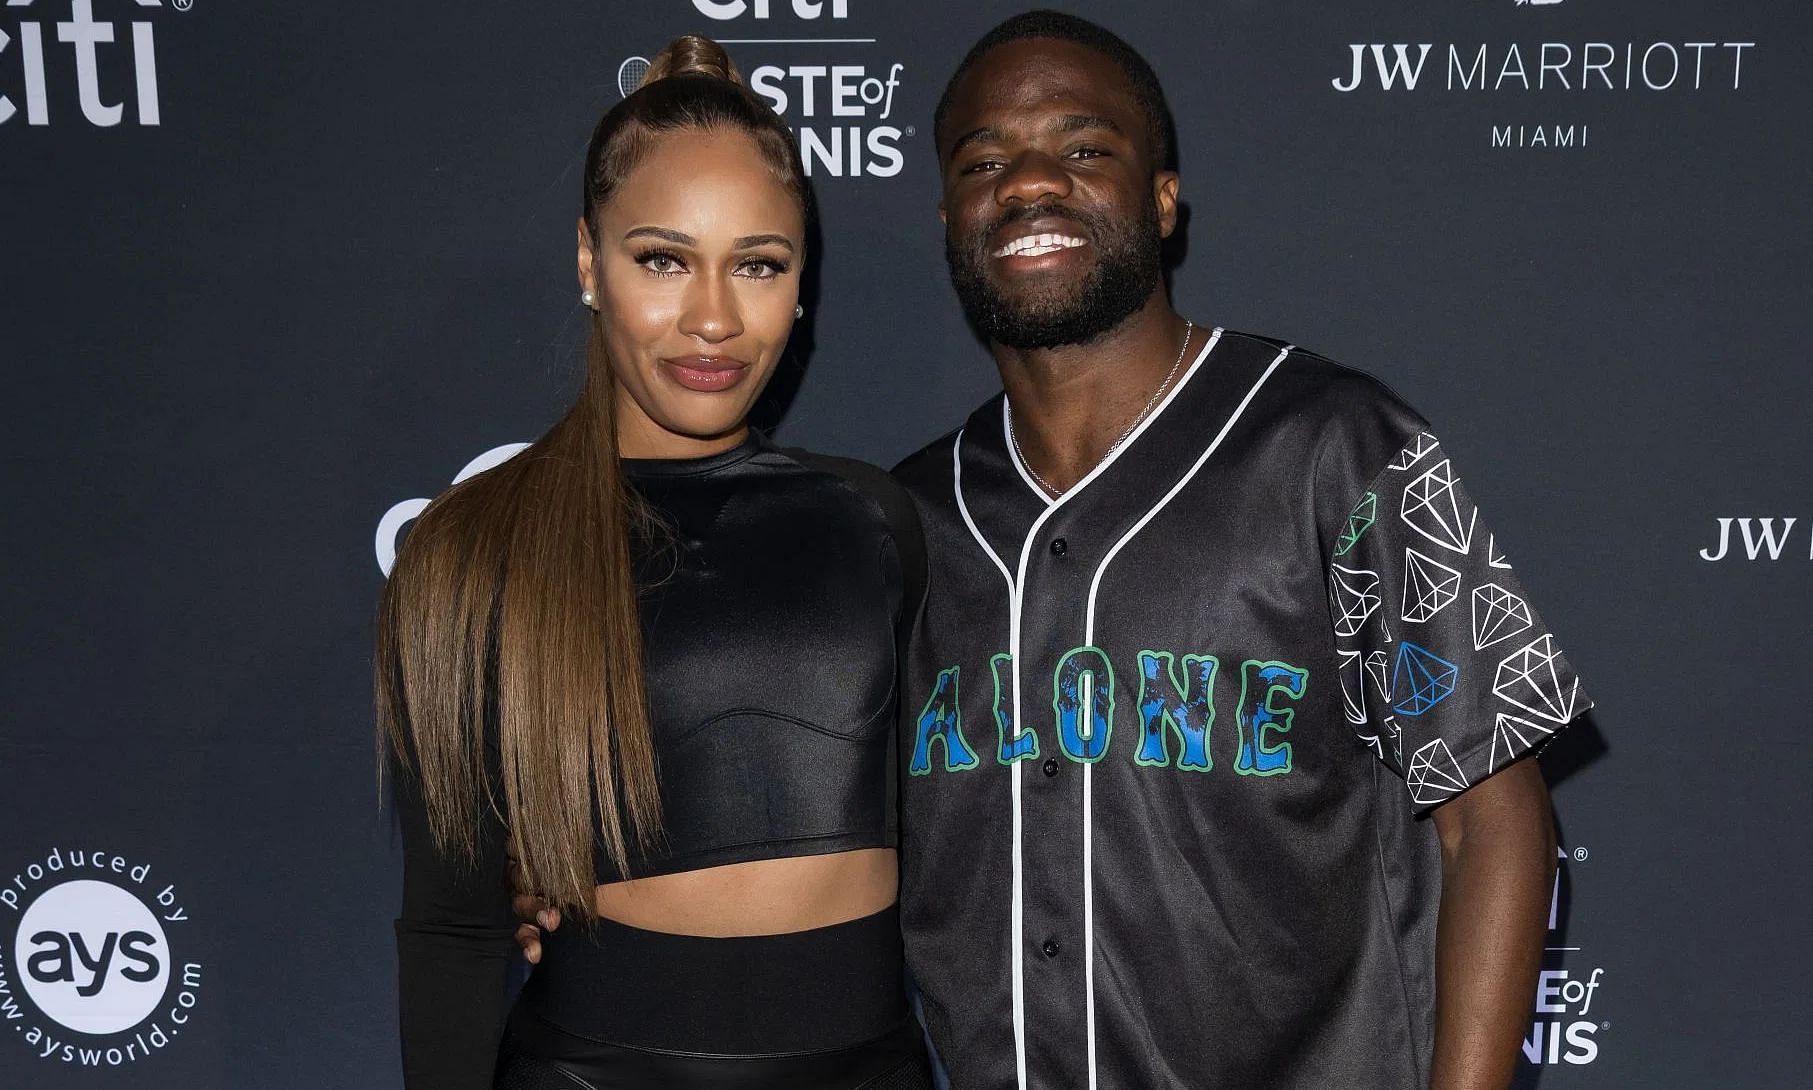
{"left": 976, "top": 202, "right": 1098, "bottom": 242}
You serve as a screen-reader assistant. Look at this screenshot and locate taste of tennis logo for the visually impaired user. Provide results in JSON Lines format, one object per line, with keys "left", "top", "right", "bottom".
{"left": 616, "top": 0, "right": 911, "bottom": 179}
{"left": 1, "top": 0, "right": 195, "bottom": 128}
{"left": 1524, "top": 844, "right": 1608, "bottom": 1067}
{"left": 0, "top": 847, "right": 203, "bottom": 1068}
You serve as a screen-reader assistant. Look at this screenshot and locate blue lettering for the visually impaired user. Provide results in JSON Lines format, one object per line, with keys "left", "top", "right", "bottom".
{"left": 1133, "top": 651, "right": 1217, "bottom": 770}
{"left": 991, "top": 652, "right": 1038, "bottom": 764}
{"left": 909, "top": 666, "right": 980, "bottom": 775}
{"left": 1236, "top": 660, "right": 1308, "bottom": 776}
{"left": 1052, "top": 647, "right": 1115, "bottom": 762}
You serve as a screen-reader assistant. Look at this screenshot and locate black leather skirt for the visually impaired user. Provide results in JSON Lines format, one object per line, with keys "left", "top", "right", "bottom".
{"left": 493, "top": 905, "right": 930, "bottom": 1089}
{"left": 494, "top": 1013, "right": 931, "bottom": 1089}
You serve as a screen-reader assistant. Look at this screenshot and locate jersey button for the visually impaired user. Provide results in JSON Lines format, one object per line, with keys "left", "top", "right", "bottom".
{"left": 1049, "top": 537, "right": 1068, "bottom": 557}
{"left": 1042, "top": 938, "right": 1061, "bottom": 958}
{"left": 1042, "top": 757, "right": 1060, "bottom": 777}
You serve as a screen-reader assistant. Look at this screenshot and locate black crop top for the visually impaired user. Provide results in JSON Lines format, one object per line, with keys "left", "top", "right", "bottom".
{"left": 389, "top": 434, "right": 924, "bottom": 1088}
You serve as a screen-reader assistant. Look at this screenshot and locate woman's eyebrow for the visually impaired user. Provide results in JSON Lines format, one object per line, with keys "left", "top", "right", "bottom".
{"left": 734, "top": 234, "right": 795, "bottom": 252}
{"left": 624, "top": 226, "right": 696, "bottom": 246}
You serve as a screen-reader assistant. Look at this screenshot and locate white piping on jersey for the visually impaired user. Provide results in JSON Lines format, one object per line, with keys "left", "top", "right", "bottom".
{"left": 1081, "top": 344, "right": 1294, "bottom": 639}
{"left": 953, "top": 432, "right": 1015, "bottom": 587}
{"left": 955, "top": 329, "right": 1226, "bottom": 1090}
{"left": 951, "top": 431, "right": 1027, "bottom": 1088}
{"left": 1075, "top": 341, "right": 1291, "bottom": 1088}
{"left": 1082, "top": 750, "right": 1097, "bottom": 1086}
{"left": 1001, "top": 328, "right": 1224, "bottom": 510}
{"left": 1006, "top": 424, "right": 1052, "bottom": 505}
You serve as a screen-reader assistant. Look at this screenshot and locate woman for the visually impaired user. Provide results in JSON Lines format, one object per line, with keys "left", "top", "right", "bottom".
{"left": 377, "top": 36, "right": 931, "bottom": 1089}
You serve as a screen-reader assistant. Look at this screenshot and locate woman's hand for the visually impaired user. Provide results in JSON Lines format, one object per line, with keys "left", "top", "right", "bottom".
{"left": 506, "top": 857, "right": 560, "bottom": 964}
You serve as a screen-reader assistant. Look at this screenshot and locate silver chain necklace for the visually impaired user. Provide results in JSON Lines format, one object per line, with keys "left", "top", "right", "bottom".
{"left": 1007, "top": 320, "right": 1194, "bottom": 499}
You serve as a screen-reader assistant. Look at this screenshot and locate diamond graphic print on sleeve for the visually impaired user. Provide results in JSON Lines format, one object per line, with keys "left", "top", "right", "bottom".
{"left": 1402, "top": 548, "right": 1462, "bottom": 623}
{"left": 1407, "top": 738, "right": 1471, "bottom": 804}
{"left": 1489, "top": 713, "right": 1556, "bottom": 775}
{"left": 1401, "top": 460, "right": 1478, "bottom": 553}
{"left": 1471, "top": 583, "right": 1533, "bottom": 650}
{"left": 1492, "top": 634, "right": 1586, "bottom": 724}
{"left": 1391, "top": 642, "right": 1460, "bottom": 716}
{"left": 1326, "top": 429, "right": 1591, "bottom": 809}
{"left": 1330, "top": 564, "right": 1384, "bottom": 637}
{"left": 1335, "top": 492, "right": 1378, "bottom": 557}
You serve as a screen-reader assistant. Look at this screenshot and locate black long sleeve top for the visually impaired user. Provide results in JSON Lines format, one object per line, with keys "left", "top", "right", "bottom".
{"left": 390, "top": 434, "right": 923, "bottom": 1089}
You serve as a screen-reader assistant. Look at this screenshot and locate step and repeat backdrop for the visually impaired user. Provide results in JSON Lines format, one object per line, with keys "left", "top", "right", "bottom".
{"left": 2, "top": 1, "right": 1808, "bottom": 1087}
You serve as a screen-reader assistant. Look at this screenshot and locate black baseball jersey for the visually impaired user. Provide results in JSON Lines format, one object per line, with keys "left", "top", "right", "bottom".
{"left": 891, "top": 328, "right": 1591, "bottom": 1089}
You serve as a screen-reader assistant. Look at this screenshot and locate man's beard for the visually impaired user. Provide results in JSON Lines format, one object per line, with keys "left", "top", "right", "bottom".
{"left": 946, "top": 196, "right": 1163, "bottom": 350}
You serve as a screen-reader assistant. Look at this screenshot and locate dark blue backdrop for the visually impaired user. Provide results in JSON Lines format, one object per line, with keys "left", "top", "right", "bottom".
{"left": 2, "top": 1, "right": 1808, "bottom": 1086}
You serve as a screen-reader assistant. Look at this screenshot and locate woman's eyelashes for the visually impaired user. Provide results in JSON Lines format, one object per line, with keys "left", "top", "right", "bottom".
{"left": 633, "top": 248, "right": 687, "bottom": 276}
{"left": 631, "top": 249, "right": 792, "bottom": 279}
{"left": 737, "top": 256, "right": 790, "bottom": 280}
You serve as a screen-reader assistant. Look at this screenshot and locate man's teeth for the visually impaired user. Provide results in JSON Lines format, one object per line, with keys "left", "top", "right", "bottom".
{"left": 994, "top": 233, "right": 1088, "bottom": 258}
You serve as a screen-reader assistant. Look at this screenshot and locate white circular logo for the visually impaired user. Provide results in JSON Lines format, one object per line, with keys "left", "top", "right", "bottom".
{"left": 375, "top": 442, "right": 530, "bottom": 575}
{"left": 17, "top": 880, "right": 169, "bottom": 1035}
{"left": 618, "top": 56, "right": 651, "bottom": 98}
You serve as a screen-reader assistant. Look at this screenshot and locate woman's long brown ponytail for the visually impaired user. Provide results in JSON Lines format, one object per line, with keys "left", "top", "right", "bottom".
{"left": 376, "top": 33, "right": 809, "bottom": 915}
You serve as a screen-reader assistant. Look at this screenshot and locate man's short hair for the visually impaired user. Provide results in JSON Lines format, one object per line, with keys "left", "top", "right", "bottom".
{"left": 933, "top": 10, "right": 1176, "bottom": 172}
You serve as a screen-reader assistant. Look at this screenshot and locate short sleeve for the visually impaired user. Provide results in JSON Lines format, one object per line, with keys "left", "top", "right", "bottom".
{"left": 1326, "top": 431, "right": 1592, "bottom": 812}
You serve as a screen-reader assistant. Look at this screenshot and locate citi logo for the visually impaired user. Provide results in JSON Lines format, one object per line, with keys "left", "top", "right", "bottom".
{"left": 1, "top": 0, "right": 183, "bottom": 127}
{"left": 692, "top": 0, "right": 849, "bottom": 19}
{"left": 376, "top": 443, "right": 529, "bottom": 576}
{"left": 1698, "top": 517, "right": 1810, "bottom": 562}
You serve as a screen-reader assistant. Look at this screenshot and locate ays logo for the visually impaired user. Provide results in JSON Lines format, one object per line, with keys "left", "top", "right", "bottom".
{"left": 2, "top": 0, "right": 195, "bottom": 128}
{"left": 1, "top": 847, "right": 202, "bottom": 1068}
{"left": 620, "top": 0, "right": 910, "bottom": 179}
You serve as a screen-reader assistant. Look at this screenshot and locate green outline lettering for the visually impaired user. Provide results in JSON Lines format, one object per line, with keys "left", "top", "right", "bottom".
{"left": 910, "top": 666, "right": 980, "bottom": 775}
{"left": 1052, "top": 646, "right": 1116, "bottom": 763}
{"left": 1133, "top": 650, "right": 1218, "bottom": 771}
{"left": 991, "top": 652, "right": 1039, "bottom": 764}
{"left": 1236, "top": 659, "right": 1308, "bottom": 777}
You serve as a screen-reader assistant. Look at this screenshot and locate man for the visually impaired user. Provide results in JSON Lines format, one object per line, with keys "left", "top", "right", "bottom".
{"left": 523, "top": 11, "right": 1589, "bottom": 1088}
{"left": 893, "top": 11, "right": 1585, "bottom": 1088}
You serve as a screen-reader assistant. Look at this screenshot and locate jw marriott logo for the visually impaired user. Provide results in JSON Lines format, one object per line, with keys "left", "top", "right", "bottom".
{"left": 1698, "top": 517, "right": 1813, "bottom": 562}
{"left": 1327, "top": 26, "right": 1757, "bottom": 152}
{"left": 2, "top": 0, "right": 182, "bottom": 127}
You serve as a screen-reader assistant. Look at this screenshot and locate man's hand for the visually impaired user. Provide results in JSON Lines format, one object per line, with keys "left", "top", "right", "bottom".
{"left": 506, "top": 857, "right": 560, "bottom": 965}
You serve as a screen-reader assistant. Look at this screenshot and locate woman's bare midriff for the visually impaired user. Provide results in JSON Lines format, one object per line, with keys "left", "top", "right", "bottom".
{"left": 591, "top": 847, "right": 898, "bottom": 937}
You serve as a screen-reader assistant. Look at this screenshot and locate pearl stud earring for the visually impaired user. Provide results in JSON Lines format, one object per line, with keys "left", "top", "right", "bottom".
{"left": 581, "top": 290, "right": 596, "bottom": 308}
